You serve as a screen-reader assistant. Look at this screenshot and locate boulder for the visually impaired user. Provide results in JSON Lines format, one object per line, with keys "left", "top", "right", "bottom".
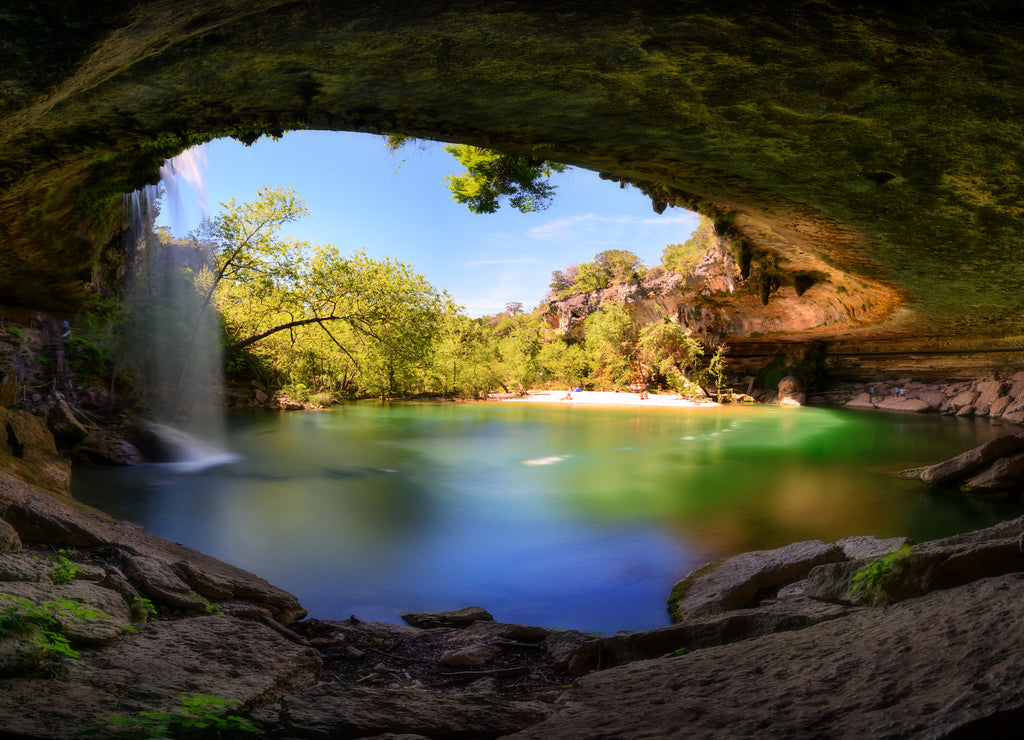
{"left": 948, "top": 390, "right": 980, "bottom": 410}
{"left": 989, "top": 395, "right": 1012, "bottom": 417}
{"left": 1007, "top": 375, "right": 1024, "bottom": 401}
{"left": 777, "top": 376, "right": 800, "bottom": 396}
{"left": 975, "top": 380, "right": 1007, "bottom": 409}
{"left": 1004, "top": 391, "right": 1024, "bottom": 416}
{"left": 45, "top": 393, "right": 89, "bottom": 446}
{"left": 73, "top": 431, "right": 146, "bottom": 466}
{"left": 845, "top": 392, "right": 875, "bottom": 409}
{"left": 669, "top": 540, "right": 845, "bottom": 621}
{"left": 125, "top": 422, "right": 220, "bottom": 463}
{"left": 919, "top": 433, "right": 1024, "bottom": 486}
{"left": 274, "top": 684, "right": 551, "bottom": 739}
{"left": 0, "top": 616, "right": 321, "bottom": 738}
{"left": 402, "top": 606, "right": 493, "bottom": 629}
{"left": 962, "top": 452, "right": 1024, "bottom": 491}
{"left": 910, "top": 388, "right": 946, "bottom": 407}
{"left": 875, "top": 397, "right": 931, "bottom": 413}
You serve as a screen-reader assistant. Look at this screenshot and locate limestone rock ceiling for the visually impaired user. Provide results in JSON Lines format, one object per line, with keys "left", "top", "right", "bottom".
{"left": 1, "top": 1, "right": 1022, "bottom": 343}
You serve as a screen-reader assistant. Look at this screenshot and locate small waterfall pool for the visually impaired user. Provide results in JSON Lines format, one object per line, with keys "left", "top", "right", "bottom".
{"left": 73, "top": 402, "right": 1024, "bottom": 633}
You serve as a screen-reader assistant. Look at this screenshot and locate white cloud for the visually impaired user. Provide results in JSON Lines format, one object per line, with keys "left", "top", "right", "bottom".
{"left": 467, "top": 258, "right": 544, "bottom": 266}
{"left": 527, "top": 211, "right": 698, "bottom": 242}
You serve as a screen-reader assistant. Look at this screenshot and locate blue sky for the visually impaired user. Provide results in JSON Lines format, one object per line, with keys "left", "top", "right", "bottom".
{"left": 156, "top": 130, "right": 699, "bottom": 317}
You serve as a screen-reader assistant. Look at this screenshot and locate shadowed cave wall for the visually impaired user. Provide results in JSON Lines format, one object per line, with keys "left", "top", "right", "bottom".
{"left": 2, "top": 1, "right": 1023, "bottom": 373}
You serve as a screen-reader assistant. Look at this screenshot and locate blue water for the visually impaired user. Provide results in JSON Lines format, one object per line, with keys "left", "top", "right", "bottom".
{"left": 72, "top": 402, "right": 1024, "bottom": 633}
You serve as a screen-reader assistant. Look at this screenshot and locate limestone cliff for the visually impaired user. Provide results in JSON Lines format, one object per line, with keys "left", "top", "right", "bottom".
{"left": 542, "top": 239, "right": 887, "bottom": 341}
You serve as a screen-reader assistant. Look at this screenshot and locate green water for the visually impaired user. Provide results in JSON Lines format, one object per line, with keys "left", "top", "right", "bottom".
{"left": 73, "top": 402, "right": 1024, "bottom": 633}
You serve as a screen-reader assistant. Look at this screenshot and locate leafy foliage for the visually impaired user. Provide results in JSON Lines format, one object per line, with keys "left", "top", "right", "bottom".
{"left": 662, "top": 215, "right": 716, "bottom": 274}
{"left": 846, "top": 544, "right": 914, "bottom": 598}
{"left": 77, "top": 694, "right": 260, "bottom": 738}
{"left": 48, "top": 550, "right": 81, "bottom": 584}
{"left": 584, "top": 303, "right": 641, "bottom": 388}
{"left": 441, "top": 144, "right": 567, "bottom": 214}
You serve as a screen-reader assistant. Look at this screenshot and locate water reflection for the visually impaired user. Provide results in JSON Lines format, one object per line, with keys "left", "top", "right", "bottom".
{"left": 73, "top": 403, "right": 1024, "bottom": 633}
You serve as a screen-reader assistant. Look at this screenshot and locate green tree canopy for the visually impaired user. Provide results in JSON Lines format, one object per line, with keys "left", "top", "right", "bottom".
{"left": 442, "top": 144, "right": 568, "bottom": 214}
{"left": 662, "top": 215, "right": 715, "bottom": 274}
{"left": 584, "top": 302, "right": 640, "bottom": 388}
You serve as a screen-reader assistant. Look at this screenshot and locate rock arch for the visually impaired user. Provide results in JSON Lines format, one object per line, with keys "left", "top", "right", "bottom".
{"left": 2, "top": 1, "right": 1022, "bottom": 346}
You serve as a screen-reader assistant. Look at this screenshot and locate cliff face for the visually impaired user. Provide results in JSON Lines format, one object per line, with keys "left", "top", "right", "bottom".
{"left": 2, "top": 2, "right": 1024, "bottom": 360}
{"left": 543, "top": 242, "right": 887, "bottom": 341}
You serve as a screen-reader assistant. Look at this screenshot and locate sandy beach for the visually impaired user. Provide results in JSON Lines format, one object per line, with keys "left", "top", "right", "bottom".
{"left": 492, "top": 390, "right": 719, "bottom": 408}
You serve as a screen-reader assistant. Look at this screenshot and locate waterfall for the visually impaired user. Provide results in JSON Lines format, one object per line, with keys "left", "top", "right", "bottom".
{"left": 122, "top": 145, "right": 229, "bottom": 460}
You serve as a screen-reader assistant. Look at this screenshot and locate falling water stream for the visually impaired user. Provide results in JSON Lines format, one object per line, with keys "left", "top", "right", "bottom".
{"left": 122, "top": 146, "right": 227, "bottom": 452}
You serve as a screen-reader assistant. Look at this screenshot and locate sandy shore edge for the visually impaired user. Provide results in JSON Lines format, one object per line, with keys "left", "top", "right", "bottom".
{"left": 491, "top": 390, "right": 720, "bottom": 408}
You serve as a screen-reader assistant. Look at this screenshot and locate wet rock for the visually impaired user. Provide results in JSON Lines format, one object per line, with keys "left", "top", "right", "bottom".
{"left": 73, "top": 430, "right": 145, "bottom": 466}
{"left": 777, "top": 376, "right": 804, "bottom": 405}
{"left": 0, "top": 616, "right": 321, "bottom": 738}
{"left": 45, "top": 393, "right": 88, "bottom": 446}
{"left": 402, "top": 606, "right": 493, "bottom": 629}
{"left": 919, "top": 433, "right": 1024, "bottom": 486}
{"left": 669, "top": 540, "right": 845, "bottom": 621}
{"left": 276, "top": 684, "right": 551, "bottom": 739}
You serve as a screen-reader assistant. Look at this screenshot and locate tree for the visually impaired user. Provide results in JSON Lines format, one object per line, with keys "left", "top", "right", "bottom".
{"left": 191, "top": 187, "right": 451, "bottom": 400}
{"left": 568, "top": 250, "right": 642, "bottom": 293}
{"left": 384, "top": 135, "right": 569, "bottom": 214}
{"left": 638, "top": 317, "right": 727, "bottom": 397}
{"left": 662, "top": 215, "right": 715, "bottom": 274}
{"left": 584, "top": 303, "right": 640, "bottom": 388}
{"left": 441, "top": 145, "right": 568, "bottom": 214}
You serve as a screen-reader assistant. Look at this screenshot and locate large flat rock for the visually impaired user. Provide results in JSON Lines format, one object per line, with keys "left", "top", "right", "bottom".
{"left": 0, "top": 616, "right": 321, "bottom": 738}
{"left": 505, "top": 574, "right": 1024, "bottom": 739}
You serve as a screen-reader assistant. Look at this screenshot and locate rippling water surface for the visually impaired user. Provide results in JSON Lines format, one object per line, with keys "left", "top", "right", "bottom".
{"left": 73, "top": 403, "right": 1024, "bottom": 632}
